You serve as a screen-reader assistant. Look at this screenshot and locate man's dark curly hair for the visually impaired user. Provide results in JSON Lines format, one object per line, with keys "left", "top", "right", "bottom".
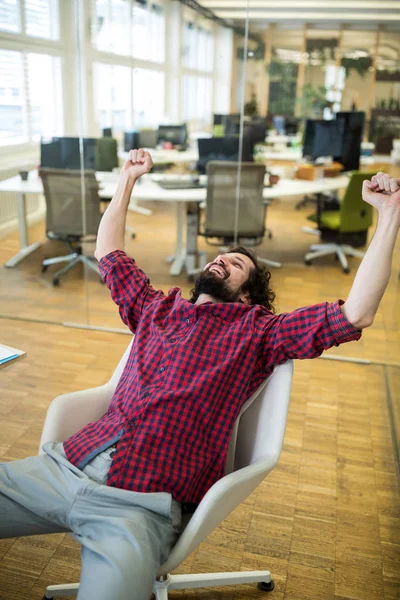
{"left": 189, "top": 245, "right": 276, "bottom": 312}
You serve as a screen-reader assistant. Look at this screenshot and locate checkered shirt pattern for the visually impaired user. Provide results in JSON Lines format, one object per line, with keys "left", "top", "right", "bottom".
{"left": 63, "top": 250, "right": 361, "bottom": 503}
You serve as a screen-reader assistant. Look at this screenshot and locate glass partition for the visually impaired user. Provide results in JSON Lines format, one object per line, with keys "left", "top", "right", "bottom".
{"left": 0, "top": 1, "right": 398, "bottom": 369}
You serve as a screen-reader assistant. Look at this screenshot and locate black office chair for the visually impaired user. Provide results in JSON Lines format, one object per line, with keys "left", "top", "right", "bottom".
{"left": 40, "top": 169, "right": 102, "bottom": 286}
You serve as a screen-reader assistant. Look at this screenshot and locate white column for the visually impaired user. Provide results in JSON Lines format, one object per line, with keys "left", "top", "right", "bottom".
{"left": 165, "top": 0, "right": 182, "bottom": 123}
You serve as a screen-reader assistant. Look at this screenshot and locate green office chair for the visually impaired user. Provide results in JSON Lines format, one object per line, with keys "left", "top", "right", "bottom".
{"left": 95, "top": 138, "right": 118, "bottom": 172}
{"left": 304, "top": 171, "right": 376, "bottom": 273}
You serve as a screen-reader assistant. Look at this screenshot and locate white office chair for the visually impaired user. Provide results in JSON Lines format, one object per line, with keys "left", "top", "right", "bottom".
{"left": 39, "top": 338, "right": 294, "bottom": 600}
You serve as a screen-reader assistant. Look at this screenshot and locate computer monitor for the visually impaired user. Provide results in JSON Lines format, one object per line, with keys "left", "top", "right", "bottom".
{"left": 302, "top": 120, "right": 318, "bottom": 158}
{"left": 40, "top": 137, "right": 63, "bottom": 169}
{"left": 197, "top": 136, "right": 254, "bottom": 175}
{"left": 244, "top": 118, "right": 268, "bottom": 145}
{"left": 335, "top": 111, "right": 365, "bottom": 172}
{"left": 157, "top": 124, "right": 187, "bottom": 147}
{"left": 224, "top": 114, "right": 241, "bottom": 136}
{"left": 285, "top": 117, "right": 300, "bottom": 136}
{"left": 124, "top": 131, "right": 139, "bottom": 152}
{"left": 312, "top": 120, "right": 344, "bottom": 159}
{"left": 302, "top": 119, "right": 343, "bottom": 161}
{"left": 102, "top": 128, "right": 113, "bottom": 137}
{"left": 40, "top": 137, "right": 96, "bottom": 170}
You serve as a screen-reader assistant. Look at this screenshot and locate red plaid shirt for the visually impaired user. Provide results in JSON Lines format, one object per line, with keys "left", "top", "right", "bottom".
{"left": 63, "top": 250, "right": 361, "bottom": 503}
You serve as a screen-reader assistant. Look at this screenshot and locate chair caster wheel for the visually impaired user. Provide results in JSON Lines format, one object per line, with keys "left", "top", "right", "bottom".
{"left": 42, "top": 264, "right": 48, "bottom": 273}
{"left": 268, "top": 232, "right": 272, "bottom": 239}
{"left": 343, "top": 267, "right": 350, "bottom": 274}
{"left": 52, "top": 277, "right": 60, "bottom": 286}
{"left": 131, "top": 233, "right": 136, "bottom": 239}
{"left": 304, "top": 259, "right": 312, "bottom": 266}
{"left": 258, "top": 580, "right": 275, "bottom": 592}
{"left": 42, "top": 596, "right": 54, "bottom": 600}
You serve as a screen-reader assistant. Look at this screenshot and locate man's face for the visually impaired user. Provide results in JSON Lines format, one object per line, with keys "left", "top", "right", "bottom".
{"left": 194, "top": 252, "right": 255, "bottom": 304}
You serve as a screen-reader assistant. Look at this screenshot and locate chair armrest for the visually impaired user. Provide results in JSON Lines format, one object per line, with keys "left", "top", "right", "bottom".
{"left": 38, "top": 383, "right": 114, "bottom": 454}
{"left": 159, "top": 456, "right": 277, "bottom": 576}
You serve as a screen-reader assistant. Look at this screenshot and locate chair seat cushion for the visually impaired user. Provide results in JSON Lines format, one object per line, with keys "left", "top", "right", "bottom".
{"left": 307, "top": 210, "right": 341, "bottom": 230}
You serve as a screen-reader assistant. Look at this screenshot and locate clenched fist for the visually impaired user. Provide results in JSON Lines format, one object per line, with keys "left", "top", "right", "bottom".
{"left": 362, "top": 172, "right": 400, "bottom": 214}
{"left": 121, "top": 148, "right": 153, "bottom": 180}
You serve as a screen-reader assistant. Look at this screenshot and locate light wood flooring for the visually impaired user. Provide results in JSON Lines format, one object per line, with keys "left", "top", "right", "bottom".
{"left": 0, "top": 319, "right": 399, "bottom": 600}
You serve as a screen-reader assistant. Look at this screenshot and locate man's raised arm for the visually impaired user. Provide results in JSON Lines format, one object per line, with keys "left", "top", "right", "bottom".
{"left": 341, "top": 172, "right": 400, "bottom": 330}
{"left": 94, "top": 148, "right": 153, "bottom": 261}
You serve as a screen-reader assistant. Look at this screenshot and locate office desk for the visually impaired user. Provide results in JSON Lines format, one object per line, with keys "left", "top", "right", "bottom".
{"left": 133, "top": 174, "right": 350, "bottom": 275}
{"left": 0, "top": 343, "right": 26, "bottom": 370}
{"left": 0, "top": 171, "right": 135, "bottom": 268}
{"left": 119, "top": 148, "right": 199, "bottom": 165}
{"left": 0, "top": 170, "right": 349, "bottom": 276}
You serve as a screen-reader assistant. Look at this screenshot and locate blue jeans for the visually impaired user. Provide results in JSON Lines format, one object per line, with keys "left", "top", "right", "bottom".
{"left": 0, "top": 442, "right": 182, "bottom": 600}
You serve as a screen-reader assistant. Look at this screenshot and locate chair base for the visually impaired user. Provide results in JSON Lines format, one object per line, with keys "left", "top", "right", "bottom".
{"left": 42, "top": 253, "right": 100, "bottom": 285}
{"left": 42, "top": 570, "right": 274, "bottom": 599}
{"left": 305, "top": 243, "right": 365, "bottom": 273}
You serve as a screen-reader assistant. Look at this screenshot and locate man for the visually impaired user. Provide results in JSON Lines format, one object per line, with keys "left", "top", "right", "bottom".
{"left": 1, "top": 149, "right": 399, "bottom": 600}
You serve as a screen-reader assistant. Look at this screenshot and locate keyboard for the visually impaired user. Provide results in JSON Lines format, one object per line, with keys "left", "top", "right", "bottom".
{"left": 157, "top": 180, "right": 205, "bottom": 190}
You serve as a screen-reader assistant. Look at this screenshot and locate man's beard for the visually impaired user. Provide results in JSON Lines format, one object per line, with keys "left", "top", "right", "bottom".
{"left": 193, "top": 269, "right": 243, "bottom": 303}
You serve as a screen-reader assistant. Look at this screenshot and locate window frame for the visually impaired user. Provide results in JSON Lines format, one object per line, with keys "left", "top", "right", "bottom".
{"left": 0, "top": 0, "right": 63, "bottom": 155}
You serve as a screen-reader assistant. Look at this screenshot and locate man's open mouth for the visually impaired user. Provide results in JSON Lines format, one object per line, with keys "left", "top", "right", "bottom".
{"left": 209, "top": 264, "right": 228, "bottom": 278}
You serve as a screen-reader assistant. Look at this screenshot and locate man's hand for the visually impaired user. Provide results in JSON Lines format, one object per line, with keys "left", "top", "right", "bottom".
{"left": 362, "top": 172, "right": 400, "bottom": 214}
{"left": 121, "top": 148, "right": 153, "bottom": 181}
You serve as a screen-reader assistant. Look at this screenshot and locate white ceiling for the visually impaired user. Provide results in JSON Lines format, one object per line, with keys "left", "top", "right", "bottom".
{"left": 198, "top": 0, "right": 400, "bottom": 31}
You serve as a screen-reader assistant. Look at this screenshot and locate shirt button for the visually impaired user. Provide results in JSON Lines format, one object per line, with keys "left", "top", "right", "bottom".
{"left": 143, "top": 391, "right": 150, "bottom": 399}
{"left": 185, "top": 318, "right": 190, "bottom": 324}
{"left": 170, "top": 338, "right": 176, "bottom": 343}
{"left": 129, "top": 419, "right": 136, "bottom": 427}
{"left": 159, "top": 366, "right": 165, "bottom": 373}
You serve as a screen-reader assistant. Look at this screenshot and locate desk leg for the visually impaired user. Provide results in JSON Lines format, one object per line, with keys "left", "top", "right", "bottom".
{"left": 167, "top": 203, "right": 186, "bottom": 276}
{"left": 5, "top": 192, "right": 42, "bottom": 268}
{"left": 129, "top": 197, "right": 152, "bottom": 217}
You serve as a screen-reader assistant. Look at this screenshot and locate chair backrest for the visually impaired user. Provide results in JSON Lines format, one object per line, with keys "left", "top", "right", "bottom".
{"left": 138, "top": 129, "right": 158, "bottom": 148}
{"left": 40, "top": 168, "right": 102, "bottom": 238}
{"left": 160, "top": 359, "right": 293, "bottom": 576}
{"left": 339, "top": 171, "right": 376, "bottom": 233}
{"left": 95, "top": 138, "right": 118, "bottom": 172}
{"left": 204, "top": 161, "right": 266, "bottom": 240}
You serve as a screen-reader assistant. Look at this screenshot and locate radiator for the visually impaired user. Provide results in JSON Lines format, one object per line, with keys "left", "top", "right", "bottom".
{"left": 0, "top": 166, "right": 44, "bottom": 236}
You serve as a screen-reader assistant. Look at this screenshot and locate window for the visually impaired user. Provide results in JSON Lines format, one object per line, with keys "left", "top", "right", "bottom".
{"left": 93, "top": 0, "right": 131, "bottom": 56}
{"left": 181, "top": 75, "right": 212, "bottom": 126}
{"left": 132, "top": 68, "right": 164, "bottom": 127}
{"left": 27, "top": 53, "right": 63, "bottom": 140}
{"left": 0, "top": 49, "right": 63, "bottom": 146}
{"left": 0, "top": 50, "right": 25, "bottom": 144}
{"left": 132, "top": 1, "right": 165, "bottom": 62}
{"left": 0, "top": 0, "right": 59, "bottom": 39}
{"left": 183, "top": 21, "right": 213, "bottom": 72}
{"left": 94, "top": 63, "right": 164, "bottom": 131}
{"left": 25, "top": 0, "right": 59, "bottom": 40}
{"left": 92, "top": 0, "right": 165, "bottom": 63}
{"left": 0, "top": 0, "right": 20, "bottom": 33}
{"left": 94, "top": 63, "right": 132, "bottom": 132}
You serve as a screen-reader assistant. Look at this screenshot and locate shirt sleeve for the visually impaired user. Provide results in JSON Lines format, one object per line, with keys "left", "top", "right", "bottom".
{"left": 98, "top": 250, "right": 165, "bottom": 333}
{"left": 260, "top": 300, "right": 361, "bottom": 367}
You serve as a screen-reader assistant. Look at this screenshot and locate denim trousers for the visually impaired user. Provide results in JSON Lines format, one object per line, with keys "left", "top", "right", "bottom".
{"left": 0, "top": 442, "right": 182, "bottom": 600}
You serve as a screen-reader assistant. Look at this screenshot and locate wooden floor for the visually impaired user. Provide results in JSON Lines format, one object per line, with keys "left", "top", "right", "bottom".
{"left": 0, "top": 319, "right": 399, "bottom": 600}
{"left": 0, "top": 163, "right": 399, "bottom": 598}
